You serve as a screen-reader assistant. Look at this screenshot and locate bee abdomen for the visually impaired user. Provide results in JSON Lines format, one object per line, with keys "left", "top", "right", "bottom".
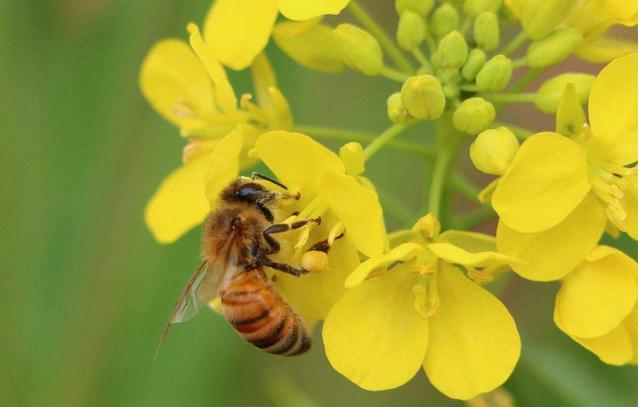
{"left": 220, "top": 270, "right": 310, "bottom": 356}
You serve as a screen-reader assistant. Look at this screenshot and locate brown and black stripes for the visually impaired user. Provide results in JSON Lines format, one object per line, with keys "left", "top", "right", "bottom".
{"left": 220, "top": 268, "right": 311, "bottom": 356}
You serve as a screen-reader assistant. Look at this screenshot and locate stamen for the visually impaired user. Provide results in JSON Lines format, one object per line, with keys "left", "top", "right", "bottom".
{"left": 172, "top": 99, "right": 197, "bottom": 118}
{"left": 466, "top": 266, "right": 494, "bottom": 284}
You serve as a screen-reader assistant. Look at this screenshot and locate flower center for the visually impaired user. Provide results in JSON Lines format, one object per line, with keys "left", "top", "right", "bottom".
{"left": 587, "top": 155, "right": 636, "bottom": 231}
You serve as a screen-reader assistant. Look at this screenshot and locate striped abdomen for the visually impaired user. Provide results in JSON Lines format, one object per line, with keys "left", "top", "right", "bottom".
{"left": 220, "top": 268, "right": 311, "bottom": 356}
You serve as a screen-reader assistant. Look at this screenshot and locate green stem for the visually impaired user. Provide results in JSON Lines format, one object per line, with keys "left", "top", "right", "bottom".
{"left": 500, "top": 31, "right": 528, "bottom": 56}
{"left": 347, "top": 1, "right": 415, "bottom": 73}
{"left": 460, "top": 84, "right": 478, "bottom": 92}
{"left": 363, "top": 124, "right": 410, "bottom": 160}
{"left": 423, "top": 31, "right": 437, "bottom": 53}
{"left": 510, "top": 68, "right": 542, "bottom": 93}
{"left": 450, "top": 174, "right": 480, "bottom": 201}
{"left": 511, "top": 57, "right": 528, "bottom": 68}
{"left": 494, "top": 121, "right": 534, "bottom": 140}
{"left": 450, "top": 206, "right": 496, "bottom": 229}
{"left": 484, "top": 92, "right": 536, "bottom": 103}
{"left": 412, "top": 48, "right": 433, "bottom": 73}
{"left": 427, "top": 120, "right": 459, "bottom": 218}
{"left": 380, "top": 66, "right": 408, "bottom": 82}
{"left": 293, "top": 125, "right": 434, "bottom": 157}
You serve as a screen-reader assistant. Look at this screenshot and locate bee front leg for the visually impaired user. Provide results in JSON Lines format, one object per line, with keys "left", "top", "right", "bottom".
{"left": 262, "top": 217, "right": 321, "bottom": 254}
{"left": 261, "top": 260, "right": 309, "bottom": 277}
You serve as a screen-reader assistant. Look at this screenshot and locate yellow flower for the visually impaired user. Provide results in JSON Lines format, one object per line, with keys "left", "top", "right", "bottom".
{"left": 323, "top": 215, "right": 521, "bottom": 400}
{"left": 140, "top": 23, "right": 292, "bottom": 243}
{"left": 204, "top": 130, "right": 387, "bottom": 320}
{"left": 554, "top": 246, "right": 638, "bottom": 365}
{"left": 493, "top": 54, "right": 637, "bottom": 281}
{"left": 204, "top": 0, "right": 351, "bottom": 70}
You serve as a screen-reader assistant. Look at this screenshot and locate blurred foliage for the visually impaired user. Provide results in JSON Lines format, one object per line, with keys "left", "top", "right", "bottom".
{"left": 0, "top": 0, "right": 636, "bottom": 406}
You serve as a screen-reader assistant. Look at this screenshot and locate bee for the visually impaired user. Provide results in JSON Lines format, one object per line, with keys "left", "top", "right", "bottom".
{"left": 156, "top": 174, "right": 331, "bottom": 357}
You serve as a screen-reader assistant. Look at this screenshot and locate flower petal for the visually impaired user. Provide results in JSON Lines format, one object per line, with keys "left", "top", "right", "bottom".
{"left": 277, "top": 0, "right": 350, "bottom": 20}
{"left": 575, "top": 35, "right": 637, "bottom": 63}
{"left": 426, "top": 242, "right": 522, "bottom": 268}
{"left": 588, "top": 54, "right": 638, "bottom": 165}
{"left": 139, "top": 39, "right": 216, "bottom": 132}
{"left": 345, "top": 242, "right": 423, "bottom": 287}
{"left": 570, "top": 316, "right": 634, "bottom": 365}
{"left": 424, "top": 264, "right": 520, "bottom": 400}
{"left": 204, "top": 126, "right": 247, "bottom": 206}
{"left": 144, "top": 154, "right": 210, "bottom": 243}
{"left": 478, "top": 178, "right": 500, "bottom": 204}
{"left": 595, "top": 0, "right": 638, "bottom": 26}
{"left": 492, "top": 132, "right": 591, "bottom": 233}
{"left": 622, "top": 172, "right": 638, "bottom": 240}
{"left": 554, "top": 246, "right": 638, "bottom": 338}
{"left": 497, "top": 193, "right": 607, "bottom": 281}
{"left": 437, "top": 230, "right": 497, "bottom": 253}
{"left": 276, "top": 231, "right": 360, "bottom": 320}
{"left": 203, "top": 0, "right": 278, "bottom": 70}
{"left": 254, "top": 131, "right": 345, "bottom": 191}
{"left": 320, "top": 171, "right": 386, "bottom": 257}
{"left": 187, "top": 24, "right": 238, "bottom": 114}
{"left": 323, "top": 266, "right": 428, "bottom": 391}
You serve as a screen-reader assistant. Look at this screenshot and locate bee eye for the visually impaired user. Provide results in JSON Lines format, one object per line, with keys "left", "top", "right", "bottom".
{"left": 236, "top": 183, "right": 265, "bottom": 203}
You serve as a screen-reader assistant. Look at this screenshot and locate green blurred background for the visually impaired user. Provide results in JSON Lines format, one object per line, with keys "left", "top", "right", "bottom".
{"left": 1, "top": 1, "right": 637, "bottom": 406}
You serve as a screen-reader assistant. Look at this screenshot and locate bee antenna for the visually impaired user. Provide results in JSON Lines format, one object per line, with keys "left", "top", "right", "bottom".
{"left": 250, "top": 172, "right": 288, "bottom": 190}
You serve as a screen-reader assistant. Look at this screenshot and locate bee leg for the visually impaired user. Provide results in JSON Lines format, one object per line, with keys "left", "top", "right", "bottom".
{"left": 262, "top": 217, "right": 322, "bottom": 254}
{"left": 306, "top": 233, "right": 345, "bottom": 253}
{"left": 261, "top": 260, "right": 308, "bottom": 277}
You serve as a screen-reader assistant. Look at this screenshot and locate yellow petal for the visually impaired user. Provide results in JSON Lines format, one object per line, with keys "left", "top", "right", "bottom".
{"left": 570, "top": 317, "right": 634, "bottom": 365}
{"left": 276, "top": 232, "right": 360, "bottom": 320}
{"left": 277, "top": 0, "right": 350, "bottom": 20}
{"left": 249, "top": 53, "right": 277, "bottom": 116}
{"left": 139, "top": 39, "right": 216, "bottom": 132}
{"left": 345, "top": 242, "right": 423, "bottom": 287}
{"left": 622, "top": 172, "right": 638, "bottom": 240}
{"left": 575, "top": 35, "right": 638, "bottom": 63}
{"left": 144, "top": 154, "right": 210, "bottom": 243}
{"left": 478, "top": 178, "right": 500, "bottom": 204}
{"left": 323, "top": 266, "right": 429, "bottom": 391}
{"left": 427, "top": 243, "right": 522, "bottom": 268}
{"left": 320, "top": 171, "right": 386, "bottom": 257}
{"left": 624, "top": 304, "right": 638, "bottom": 364}
{"left": 254, "top": 131, "right": 345, "bottom": 191}
{"left": 497, "top": 193, "right": 607, "bottom": 281}
{"left": 204, "top": 126, "right": 247, "bottom": 206}
{"left": 187, "top": 24, "right": 237, "bottom": 114}
{"left": 554, "top": 246, "right": 638, "bottom": 338}
{"left": 595, "top": 0, "right": 638, "bottom": 26}
{"left": 424, "top": 264, "right": 520, "bottom": 400}
{"left": 203, "top": 0, "right": 278, "bottom": 70}
{"left": 492, "top": 132, "right": 591, "bottom": 233}
{"left": 588, "top": 54, "right": 638, "bottom": 165}
{"left": 437, "top": 230, "right": 497, "bottom": 253}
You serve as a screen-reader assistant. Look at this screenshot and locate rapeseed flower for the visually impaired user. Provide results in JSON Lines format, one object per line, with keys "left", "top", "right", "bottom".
{"left": 141, "top": 24, "right": 292, "bottom": 243}
{"left": 203, "top": 0, "right": 350, "bottom": 70}
{"left": 323, "top": 215, "right": 521, "bottom": 400}
{"left": 493, "top": 54, "right": 637, "bottom": 280}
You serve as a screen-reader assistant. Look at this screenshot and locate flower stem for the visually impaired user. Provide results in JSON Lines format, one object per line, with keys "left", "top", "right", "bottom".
{"left": 380, "top": 66, "right": 408, "bottom": 82}
{"left": 494, "top": 121, "right": 534, "bottom": 140}
{"left": 347, "top": 1, "right": 415, "bottom": 74}
{"left": 427, "top": 120, "right": 459, "bottom": 218}
{"left": 363, "top": 124, "right": 410, "bottom": 160}
{"left": 500, "top": 31, "right": 528, "bottom": 56}
{"left": 450, "top": 174, "right": 480, "bottom": 201}
{"left": 484, "top": 92, "right": 536, "bottom": 103}
{"left": 412, "top": 48, "right": 433, "bottom": 73}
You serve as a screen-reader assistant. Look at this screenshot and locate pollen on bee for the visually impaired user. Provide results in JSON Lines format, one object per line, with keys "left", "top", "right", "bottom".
{"left": 301, "top": 250, "right": 329, "bottom": 273}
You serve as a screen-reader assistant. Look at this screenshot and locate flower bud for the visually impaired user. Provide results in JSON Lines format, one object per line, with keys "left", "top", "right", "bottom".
{"left": 273, "top": 20, "right": 344, "bottom": 73}
{"left": 412, "top": 213, "right": 441, "bottom": 239}
{"left": 521, "top": 0, "right": 574, "bottom": 40}
{"left": 397, "top": 10, "right": 425, "bottom": 51}
{"left": 430, "top": 3, "right": 460, "bottom": 37}
{"left": 334, "top": 24, "right": 383, "bottom": 76}
{"left": 475, "top": 55, "right": 513, "bottom": 92}
{"left": 555, "top": 83, "right": 586, "bottom": 138}
{"left": 473, "top": 12, "right": 500, "bottom": 51}
{"left": 395, "top": 0, "right": 434, "bottom": 17}
{"left": 387, "top": 92, "right": 413, "bottom": 124}
{"left": 461, "top": 49, "right": 487, "bottom": 81}
{"left": 463, "top": 0, "right": 502, "bottom": 17}
{"left": 526, "top": 27, "right": 583, "bottom": 68}
{"left": 401, "top": 75, "right": 446, "bottom": 120}
{"left": 534, "top": 73, "right": 595, "bottom": 114}
{"left": 469, "top": 127, "right": 519, "bottom": 175}
{"left": 437, "top": 31, "right": 468, "bottom": 69}
{"left": 453, "top": 97, "right": 495, "bottom": 134}
{"left": 340, "top": 142, "right": 366, "bottom": 175}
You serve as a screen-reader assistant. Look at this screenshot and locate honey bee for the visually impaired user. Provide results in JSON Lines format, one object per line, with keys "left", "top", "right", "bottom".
{"left": 156, "top": 174, "right": 331, "bottom": 357}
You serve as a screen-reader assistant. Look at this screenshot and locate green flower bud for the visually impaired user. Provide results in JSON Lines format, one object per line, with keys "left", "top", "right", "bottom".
{"left": 401, "top": 75, "right": 446, "bottom": 120}
{"left": 461, "top": 49, "right": 487, "bottom": 81}
{"left": 395, "top": 0, "right": 434, "bottom": 17}
{"left": 473, "top": 12, "right": 500, "bottom": 51}
{"left": 437, "top": 31, "right": 468, "bottom": 69}
{"left": 334, "top": 24, "right": 383, "bottom": 76}
{"left": 463, "top": 0, "right": 502, "bottom": 17}
{"left": 555, "top": 83, "right": 586, "bottom": 138}
{"left": 521, "top": 0, "right": 574, "bottom": 40}
{"left": 273, "top": 20, "right": 344, "bottom": 73}
{"left": 340, "top": 142, "right": 365, "bottom": 175}
{"left": 387, "top": 92, "right": 413, "bottom": 124}
{"left": 397, "top": 10, "right": 425, "bottom": 51}
{"left": 453, "top": 97, "right": 495, "bottom": 134}
{"left": 430, "top": 4, "right": 460, "bottom": 37}
{"left": 475, "top": 55, "right": 512, "bottom": 92}
{"left": 470, "top": 127, "right": 520, "bottom": 175}
{"left": 534, "top": 73, "right": 595, "bottom": 114}
{"left": 526, "top": 27, "right": 583, "bottom": 68}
